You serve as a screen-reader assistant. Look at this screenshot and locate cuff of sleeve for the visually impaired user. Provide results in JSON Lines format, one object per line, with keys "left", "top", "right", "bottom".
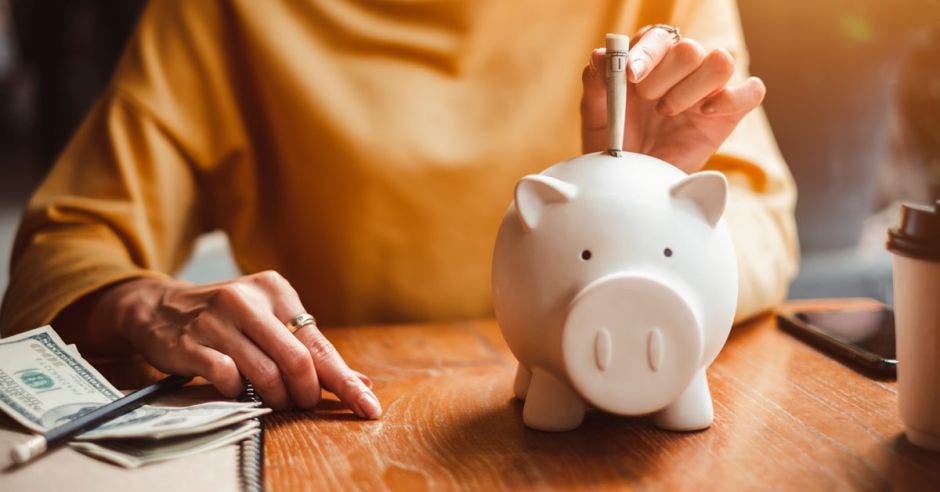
{"left": 725, "top": 188, "right": 799, "bottom": 324}
{"left": 0, "top": 239, "right": 172, "bottom": 336}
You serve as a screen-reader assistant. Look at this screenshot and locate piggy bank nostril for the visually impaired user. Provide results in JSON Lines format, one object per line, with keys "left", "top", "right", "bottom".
{"left": 648, "top": 328, "right": 664, "bottom": 372}
{"left": 594, "top": 327, "right": 612, "bottom": 371}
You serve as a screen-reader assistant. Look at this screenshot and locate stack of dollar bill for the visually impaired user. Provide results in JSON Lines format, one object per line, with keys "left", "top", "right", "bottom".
{"left": 0, "top": 326, "right": 269, "bottom": 468}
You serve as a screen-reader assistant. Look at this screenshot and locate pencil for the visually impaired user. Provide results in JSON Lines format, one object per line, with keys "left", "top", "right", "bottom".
{"left": 11, "top": 374, "right": 193, "bottom": 464}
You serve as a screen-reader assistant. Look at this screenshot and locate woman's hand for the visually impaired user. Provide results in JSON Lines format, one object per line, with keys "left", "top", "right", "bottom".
{"left": 581, "top": 26, "right": 767, "bottom": 173}
{"left": 89, "top": 271, "right": 381, "bottom": 417}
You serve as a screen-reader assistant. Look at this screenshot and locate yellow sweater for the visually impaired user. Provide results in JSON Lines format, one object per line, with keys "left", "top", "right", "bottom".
{"left": 0, "top": 0, "right": 798, "bottom": 333}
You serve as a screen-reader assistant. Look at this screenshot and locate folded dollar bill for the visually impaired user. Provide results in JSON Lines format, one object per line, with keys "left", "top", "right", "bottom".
{"left": 0, "top": 326, "right": 269, "bottom": 467}
{"left": 0, "top": 326, "right": 122, "bottom": 433}
{"left": 70, "top": 421, "right": 261, "bottom": 468}
{"left": 77, "top": 402, "right": 269, "bottom": 440}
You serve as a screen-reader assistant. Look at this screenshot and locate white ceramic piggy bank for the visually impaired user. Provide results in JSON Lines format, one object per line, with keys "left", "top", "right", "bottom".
{"left": 492, "top": 151, "right": 738, "bottom": 432}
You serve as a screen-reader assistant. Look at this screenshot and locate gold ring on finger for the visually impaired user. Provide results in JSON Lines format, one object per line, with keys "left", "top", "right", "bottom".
{"left": 286, "top": 312, "right": 316, "bottom": 334}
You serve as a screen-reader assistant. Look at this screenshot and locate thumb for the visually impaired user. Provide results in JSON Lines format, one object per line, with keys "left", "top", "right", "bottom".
{"left": 580, "top": 48, "right": 609, "bottom": 153}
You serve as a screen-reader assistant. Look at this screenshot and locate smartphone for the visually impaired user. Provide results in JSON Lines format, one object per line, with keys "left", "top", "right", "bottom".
{"left": 776, "top": 305, "right": 897, "bottom": 379}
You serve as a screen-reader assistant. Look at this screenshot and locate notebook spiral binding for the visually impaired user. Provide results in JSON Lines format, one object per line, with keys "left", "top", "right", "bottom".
{"left": 238, "top": 381, "right": 264, "bottom": 492}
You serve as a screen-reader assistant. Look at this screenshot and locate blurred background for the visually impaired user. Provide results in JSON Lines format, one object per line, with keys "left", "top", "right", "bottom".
{"left": 0, "top": 0, "right": 938, "bottom": 304}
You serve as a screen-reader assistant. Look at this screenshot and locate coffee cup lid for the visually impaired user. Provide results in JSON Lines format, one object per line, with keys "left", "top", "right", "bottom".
{"left": 887, "top": 200, "right": 940, "bottom": 261}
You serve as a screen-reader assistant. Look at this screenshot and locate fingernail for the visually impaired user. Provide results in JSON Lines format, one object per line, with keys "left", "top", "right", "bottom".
{"left": 630, "top": 59, "right": 646, "bottom": 80}
{"left": 357, "top": 391, "right": 382, "bottom": 420}
{"left": 589, "top": 48, "right": 603, "bottom": 73}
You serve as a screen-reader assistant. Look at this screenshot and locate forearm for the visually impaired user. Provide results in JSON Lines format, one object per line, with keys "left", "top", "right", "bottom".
{"left": 1, "top": 88, "right": 208, "bottom": 339}
{"left": 726, "top": 188, "right": 799, "bottom": 322}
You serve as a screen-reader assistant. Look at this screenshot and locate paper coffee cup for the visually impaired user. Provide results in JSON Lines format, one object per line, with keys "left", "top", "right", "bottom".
{"left": 887, "top": 200, "right": 940, "bottom": 451}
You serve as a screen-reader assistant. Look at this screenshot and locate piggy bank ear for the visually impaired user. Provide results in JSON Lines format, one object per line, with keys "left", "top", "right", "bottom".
{"left": 669, "top": 171, "right": 728, "bottom": 228}
{"left": 514, "top": 175, "right": 578, "bottom": 231}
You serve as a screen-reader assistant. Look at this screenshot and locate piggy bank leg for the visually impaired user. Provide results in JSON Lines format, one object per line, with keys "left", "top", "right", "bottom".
{"left": 522, "top": 368, "right": 586, "bottom": 431}
{"left": 513, "top": 364, "right": 532, "bottom": 400}
{"left": 653, "top": 368, "right": 714, "bottom": 431}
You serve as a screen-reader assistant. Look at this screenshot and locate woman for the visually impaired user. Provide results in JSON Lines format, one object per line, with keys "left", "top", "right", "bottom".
{"left": 0, "top": 0, "right": 797, "bottom": 419}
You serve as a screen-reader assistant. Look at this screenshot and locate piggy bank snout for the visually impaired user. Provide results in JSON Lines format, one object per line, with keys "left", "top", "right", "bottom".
{"left": 562, "top": 273, "right": 704, "bottom": 416}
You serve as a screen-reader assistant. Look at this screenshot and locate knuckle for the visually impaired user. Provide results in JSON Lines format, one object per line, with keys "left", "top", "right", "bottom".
{"left": 206, "top": 355, "right": 240, "bottom": 390}
{"left": 673, "top": 40, "right": 705, "bottom": 65}
{"left": 213, "top": 283, "right": 252, "bottom": 310}
{"left": 337, "top": 374, "right": 362, "bottom": 395}
{"left": 205, "top": 353, "right": 235, "bottom": 378}
{"left": 253, "top": 270, "right": 287, "bottom": 289}
{"left": 307, "top": 335, "right": 338, "bottom": 361}
{"left": 254, "top": 362, "right": 283, "bottom": 391}
{"left": 707, "top": 49, "right": 735, "bottom": 76}
{"left": 281, "top": 345, "right": 314, "bottom": 376}
{"left": 750, "top": 77, "right": 767, "bottom": 98}
{"left": 714, "top": 47, "right": 735, "bottom": 62}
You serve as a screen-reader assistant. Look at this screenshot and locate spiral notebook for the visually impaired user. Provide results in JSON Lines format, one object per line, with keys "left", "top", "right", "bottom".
{"left": 0, "top": 385, "right": 266, "bottom": 492}
{"left": 237, "top": 383, "right": 264, "bottom": 492}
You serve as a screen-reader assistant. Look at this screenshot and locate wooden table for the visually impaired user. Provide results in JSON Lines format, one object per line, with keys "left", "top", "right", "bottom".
{"left": 261, "top": 299, "right": 940, "bottom": 491}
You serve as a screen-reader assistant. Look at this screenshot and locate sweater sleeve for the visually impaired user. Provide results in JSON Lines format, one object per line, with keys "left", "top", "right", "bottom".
{"left": 0, "top": 90, "right": 205, "bottom": 335}
{"left": 0, "top": 0, "right": 244, "bottom": 335}
{"left": 672, "top": 0, "right": 801, "bottom": 322}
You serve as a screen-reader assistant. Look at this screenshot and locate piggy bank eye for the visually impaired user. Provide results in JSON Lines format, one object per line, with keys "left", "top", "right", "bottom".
{"left": 580, "top": 250, "right": 592, "bottom": 261}
{"left": 663, "top": 247, "right": 673, "bottom": 258}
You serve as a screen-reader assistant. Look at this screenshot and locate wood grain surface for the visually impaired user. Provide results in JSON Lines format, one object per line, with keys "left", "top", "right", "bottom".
{"left": 259, "top": 299, "right": 940, "bottom": 491}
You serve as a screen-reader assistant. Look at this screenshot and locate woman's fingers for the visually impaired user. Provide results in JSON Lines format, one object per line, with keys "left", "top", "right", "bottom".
{"left": 195, "top": 301, "right": 293, "bottom": 409}
{"left": 182, "top": 343, "right": 244, "bottom": 398}
{"left": 701, "top": 76, "right": 767, "bottom": 115}
{"left": 628, "top": 26, "right": 677, "bottom": 82}
{"left": 220, "top": 331, "right": 291, "bottom": 409}
{"left": 584, "top": 47, "right": 608, "bottom": 116}
{"left": 249, "top": 270, "right": 380, "bottom": 415}
{"left": 634, "top": 39, "right": 705, "bottom": 101}
{"left": 142, "top": 333, "right": 244, "bottom": 398}
{"left": 238, "top": 310, "right": 322, "bottom": 409}
{"left": 294, "top": 325, "right": 383, "bottom": 419}
{"left": 135, "top": 271, "right": 376, "bottom": 415}
{"left": 657, "top": 49, "right": 735, "bottom": 116}
{"left": 244, "top": 271, "right": 332, "bottom": 409}
{"left": 580, "top": 48, "right": 608, "bottom": 150}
